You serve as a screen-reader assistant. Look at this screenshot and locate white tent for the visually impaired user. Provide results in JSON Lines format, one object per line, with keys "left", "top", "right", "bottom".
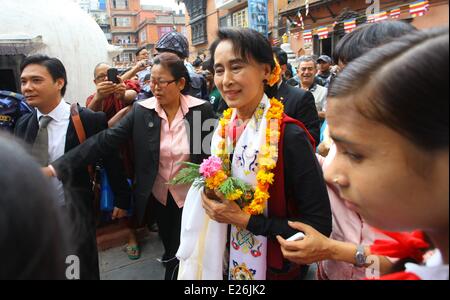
{"left": 0, "top": 0, "right": 121, "bottom": 104}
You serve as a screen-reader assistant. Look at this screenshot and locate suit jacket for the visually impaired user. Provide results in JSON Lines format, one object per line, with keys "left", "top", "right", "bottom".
{"left": 276, "top": 81, "right": 321, "bottom": 144}
{"left": 14, "top": 104, "right": 131, "bottom": 280}
{"left": 14, "top": 105, "right": 131, "bottom": 209}
{"left": 52, "top": 97, "right": 216, "bottom": 224}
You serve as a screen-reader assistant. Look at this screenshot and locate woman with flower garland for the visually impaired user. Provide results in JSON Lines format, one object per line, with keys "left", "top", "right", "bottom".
{"left": 176, "top": 28, "right": 332, "bottom": 280}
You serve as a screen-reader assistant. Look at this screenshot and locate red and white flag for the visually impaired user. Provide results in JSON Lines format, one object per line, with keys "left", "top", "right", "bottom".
{"left": 409, "top": 0, "right": 429, "bottom": 18}
{"left": 303, "top": 30, "right": 312, "bottom": 43}
{"left": 390, "top": 8, "right": 401, "bottom": 19}
{"left": 367, "top": 14, "right": 375, "bottom": 23}
{"left": 344, "top": 19, "right": 356, "bottom": 33}
{"left": 375, "top": 11, "right": 388, "bottom": 22}
{"left": 316, "top": 27, "right": 329, "bottom": 40}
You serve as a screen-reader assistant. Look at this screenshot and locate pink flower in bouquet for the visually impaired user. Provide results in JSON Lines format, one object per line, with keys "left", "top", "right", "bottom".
{"left": 199, "top": 156, "right": 223, "bottom": 178}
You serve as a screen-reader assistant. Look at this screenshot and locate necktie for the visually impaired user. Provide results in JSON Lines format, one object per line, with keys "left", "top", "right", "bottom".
{"left": 32, "top": 115, "right": 52, "bottom": 166}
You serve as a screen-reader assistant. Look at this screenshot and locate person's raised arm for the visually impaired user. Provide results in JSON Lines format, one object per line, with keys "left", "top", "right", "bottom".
{"left": 46, "top": 105, "right": 136, "bottom": 182}
{"left": 87, "top": 81, "right": 117, "bottom": 112}
{"left": 120, "top": 60, "right": 148, "bottom": 81}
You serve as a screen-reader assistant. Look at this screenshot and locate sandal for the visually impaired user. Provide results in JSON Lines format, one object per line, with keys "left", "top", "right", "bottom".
{"left": 126, "top": 244, "right": 140, "bottom": 260}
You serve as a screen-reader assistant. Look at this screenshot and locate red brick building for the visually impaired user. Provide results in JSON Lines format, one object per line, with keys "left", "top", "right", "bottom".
{"left": 181, "top": 0, "right": 448, "bottom": 60}
{"left": 279, "top": 0, "right": 449, "bottom": 58}
{"left": 107, "top": 0, "right": 186, "bottom": 67}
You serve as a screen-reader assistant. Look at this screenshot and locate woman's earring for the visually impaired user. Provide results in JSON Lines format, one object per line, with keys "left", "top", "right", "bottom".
{"left": 263, "top": 79, "right": 268, "bottom": 84}
{"left": 333, "top": 177, "right": 341, "bottom": 185}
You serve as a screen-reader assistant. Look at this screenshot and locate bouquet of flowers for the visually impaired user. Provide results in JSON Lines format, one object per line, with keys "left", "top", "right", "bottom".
{"left": 170, "top": 156, "right": 254, "bottom": 206}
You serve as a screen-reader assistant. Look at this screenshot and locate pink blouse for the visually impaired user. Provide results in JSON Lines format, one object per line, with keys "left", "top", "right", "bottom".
{"left": 316, "top": 144, "right": 395, "bottom": 280}
{"left": 140, "top": 95, "right": 204, "bottom": 208}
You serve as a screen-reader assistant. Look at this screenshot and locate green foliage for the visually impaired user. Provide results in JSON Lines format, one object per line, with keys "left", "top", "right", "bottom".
{"left": 169, "top": 161, "right": 254, "bottom": 208}
{"left": 218, "top": 177, "right": 253, "bottom": 198}
{"left": 169, "top": 162, "right": 200, "bottom": 185}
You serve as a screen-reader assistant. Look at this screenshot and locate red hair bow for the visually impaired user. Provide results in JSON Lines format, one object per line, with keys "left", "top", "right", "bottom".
{"left": 370, "top": 230, "right": 430, "bottom": 263}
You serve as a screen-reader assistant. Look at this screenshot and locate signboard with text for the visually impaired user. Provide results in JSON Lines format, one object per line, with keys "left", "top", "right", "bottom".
{"left": 248, "top": 0, "right": 268, "bottom": 37}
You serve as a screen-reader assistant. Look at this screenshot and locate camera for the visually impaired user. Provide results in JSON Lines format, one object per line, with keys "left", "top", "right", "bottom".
{"left": 107, "top": 68, "right": 120, "bottom": 84}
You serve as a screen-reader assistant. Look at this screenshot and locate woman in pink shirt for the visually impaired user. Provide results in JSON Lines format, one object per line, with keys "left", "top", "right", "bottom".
{"left": 278, "top": 28, "right": 449, "bottom": 280}
{"left": 276, "top": 144, "right": 395, "bottom": 279}
{"left": 276, "top": 21, "right": 419, "bottom": 279}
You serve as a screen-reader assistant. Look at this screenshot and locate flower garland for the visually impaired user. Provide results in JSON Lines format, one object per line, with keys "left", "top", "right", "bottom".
{"left": 216, "top": 97, "right": 284, "bottom": 215}
{"left": 267, "top": 56, "right": 282, "bottom": 87}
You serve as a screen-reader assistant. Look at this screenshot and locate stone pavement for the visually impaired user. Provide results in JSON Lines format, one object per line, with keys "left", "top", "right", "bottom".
{"left": 96, "top": 220, "right": 316, "bottom": 280}
{"left": 99, "top": 230, "right": 165, "bottom": 280}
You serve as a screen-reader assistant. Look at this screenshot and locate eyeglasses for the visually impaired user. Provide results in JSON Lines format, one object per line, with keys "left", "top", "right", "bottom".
{"left": 148, "top": 78, "right": 177, "bottom": 88}
{"left": 95, "top": 74, "right": 107, "bottom": 81}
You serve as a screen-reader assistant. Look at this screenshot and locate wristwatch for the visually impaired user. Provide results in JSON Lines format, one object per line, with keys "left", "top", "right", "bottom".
{"left": 355, "top": 244, "right": 366, "bottom": 267}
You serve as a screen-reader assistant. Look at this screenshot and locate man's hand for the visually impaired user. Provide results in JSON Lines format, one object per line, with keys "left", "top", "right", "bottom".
{"left": 41, "top": 166, "right": 55, "bottom": 177}
{"left": 201, "top": 189, "right": 250, "bottom": 228}
{"left": 113, "top": 76, "right": 126, "bottom": 100}
{"left": 135, "top": 59, "right": 149, "bottom": 72}
{"left": 111, "top": 207, "right": 128, "bottom": 220}
{"left": 120, "top": 60, "right": 149, "bottom": 81}
{"left": 276, "top": 221, "right": 332, "bottom": 265}
{"left": 96, "top": 81, "right": 117, "bottom": 100}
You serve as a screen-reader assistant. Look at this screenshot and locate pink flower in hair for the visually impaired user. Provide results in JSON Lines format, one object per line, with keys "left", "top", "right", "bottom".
{"left": 199, "top": 156, "right": 223, "bottom": 178}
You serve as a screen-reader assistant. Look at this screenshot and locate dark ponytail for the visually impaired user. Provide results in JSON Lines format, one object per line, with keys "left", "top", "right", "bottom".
{"left": 329, "top": 27, "right": 449, "bottom": 151}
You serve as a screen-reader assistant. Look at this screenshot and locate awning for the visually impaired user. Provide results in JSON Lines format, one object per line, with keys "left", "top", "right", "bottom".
{"left": 0, "top": 34, "right": 44, "bottom": 55}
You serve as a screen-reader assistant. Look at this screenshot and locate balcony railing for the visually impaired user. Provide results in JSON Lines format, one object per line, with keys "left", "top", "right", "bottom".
{"left": 113, "top": 42, "right": 138, "bottom": 48}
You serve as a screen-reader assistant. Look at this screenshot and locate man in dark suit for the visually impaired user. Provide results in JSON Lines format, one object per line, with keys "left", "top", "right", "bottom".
{"left": 272, "top": 47, "right": 320, "bottom": 145}
{"left": 14, "top": 55, "right": 131, "bottom": 280}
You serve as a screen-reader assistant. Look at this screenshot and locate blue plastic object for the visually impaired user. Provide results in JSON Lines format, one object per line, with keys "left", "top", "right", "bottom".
{"left": 100, "top": 168, "right": 114, "bottom": 212}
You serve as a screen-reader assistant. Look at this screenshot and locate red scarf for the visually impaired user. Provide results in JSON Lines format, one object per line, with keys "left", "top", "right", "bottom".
{"left": 370, "top": 230, "right": 430, "bottom": 263}
{"left": 366, "top": 230, "right": 429, "bottom": 280}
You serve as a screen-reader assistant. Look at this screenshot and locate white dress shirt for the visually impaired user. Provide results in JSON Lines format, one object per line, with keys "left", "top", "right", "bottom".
{"left": 311, "top": 84, "right": 328, "bottom": 112}
{"left": 37, "top": 100, "right": 70, "bottom": 206}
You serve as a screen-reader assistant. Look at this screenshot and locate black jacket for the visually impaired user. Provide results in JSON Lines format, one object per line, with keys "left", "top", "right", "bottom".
{"left": 247, "top": 123, "right": 332, "bottom": 239}
{"left": 52, "top": 99, "right": 216, "bottom": 224}
{"left": 14, "top": 105, "right": 131, "bottom": 209}
{"left": 276, "top": 81, "right": 321, "bottom": 144}
{"left": 14, "top": 105, "right": 131, "bottom": 280}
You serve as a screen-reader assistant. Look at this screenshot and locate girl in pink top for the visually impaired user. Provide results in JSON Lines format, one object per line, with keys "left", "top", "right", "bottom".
{"left": 279, "top": 28, "right": 449, "bottom": 280}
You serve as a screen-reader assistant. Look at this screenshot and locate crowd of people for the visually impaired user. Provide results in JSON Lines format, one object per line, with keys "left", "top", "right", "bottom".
{"left": 0, "top": 20, "right": 448, "bottom": 280}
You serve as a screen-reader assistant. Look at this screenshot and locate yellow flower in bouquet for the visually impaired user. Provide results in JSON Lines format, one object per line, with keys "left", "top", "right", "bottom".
{"left": 226, "top": 189, "right": 243, "bottom": 201}
{"left": 205, "top": 170, "right": 228, "bottom": 190}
